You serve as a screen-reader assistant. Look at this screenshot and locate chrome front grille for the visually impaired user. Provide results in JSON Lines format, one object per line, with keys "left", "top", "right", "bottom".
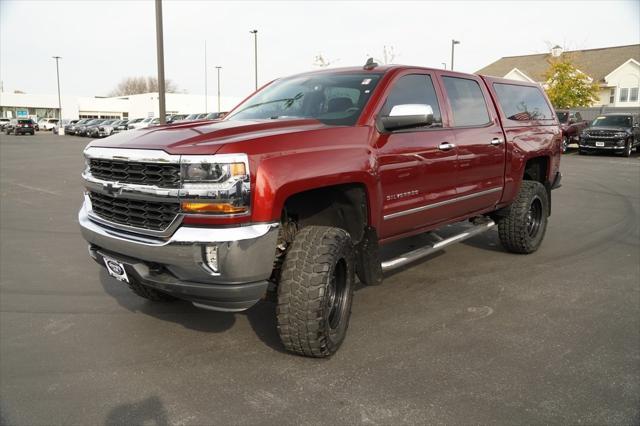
{"left": 88, "top": 191, "right": 180, "bottom": 231}
{"left": 89, "top": 159, "right": 181, "bottom": 188}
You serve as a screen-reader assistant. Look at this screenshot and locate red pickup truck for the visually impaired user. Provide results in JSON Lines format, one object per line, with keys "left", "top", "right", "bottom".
{"left": 556, "top": 109, "right": 589, "bottom": 153}
{"left": 79, "top": 63, "right": 562, "bottom": 357}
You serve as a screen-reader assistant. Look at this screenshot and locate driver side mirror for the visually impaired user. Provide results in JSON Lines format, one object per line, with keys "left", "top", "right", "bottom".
{"left": 379, "top": 104, "right": 434, "bottom": 132}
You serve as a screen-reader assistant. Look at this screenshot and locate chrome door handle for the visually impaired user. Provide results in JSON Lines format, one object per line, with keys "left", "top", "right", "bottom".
{"left": 490, "top": 138, "right": 504, "bottom": 146}
{"left": 438, "top": 142, "right": 456, "bottom": 151}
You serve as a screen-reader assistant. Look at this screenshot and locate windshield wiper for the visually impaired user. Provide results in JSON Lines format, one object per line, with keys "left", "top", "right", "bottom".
{"left": 233, "top": 92, "right": 304, "bottom": 116}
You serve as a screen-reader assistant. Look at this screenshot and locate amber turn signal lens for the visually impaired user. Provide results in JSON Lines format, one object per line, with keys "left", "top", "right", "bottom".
{"left": 181, "top": 202, "right": 247, "bottom": 214}
{"left": 229, "top": 163, "right": 246, "bottom": 177}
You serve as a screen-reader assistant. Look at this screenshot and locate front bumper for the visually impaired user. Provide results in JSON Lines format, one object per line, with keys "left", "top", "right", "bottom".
{"left": 79, "top": 202, "right": 279, "bottom": 311}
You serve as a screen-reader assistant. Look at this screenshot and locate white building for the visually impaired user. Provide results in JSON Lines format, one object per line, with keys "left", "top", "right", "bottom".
{"left": 0, "top": 91, "right": 243, "bottom": 120}
{"left": 477, "top": 44, "right": 640, "bottom": 108}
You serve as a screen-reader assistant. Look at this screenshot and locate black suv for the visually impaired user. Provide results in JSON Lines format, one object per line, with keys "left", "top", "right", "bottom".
{"left": 579, "top": 113, "right": 640, "bottom": 157}
{"left": 4, "top": 119, "right": 36, "bottom": 135}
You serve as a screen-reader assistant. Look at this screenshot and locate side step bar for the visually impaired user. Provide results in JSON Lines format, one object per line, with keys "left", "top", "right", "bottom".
{"left": 380, "top": 219, "right": 496, "bottom": 272}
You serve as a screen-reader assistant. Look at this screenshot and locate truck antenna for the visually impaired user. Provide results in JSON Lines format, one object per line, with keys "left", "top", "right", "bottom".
{"left": 363, "top": 58, "right": 378, "bottom": 70}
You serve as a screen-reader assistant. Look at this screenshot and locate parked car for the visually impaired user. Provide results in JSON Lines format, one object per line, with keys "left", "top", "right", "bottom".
{"left": 555, "top": 110, "right": 589, "bottom": 153}
{"left": 53, "top": 119, "right": 77, "bottom": 134}
{"left": 182, "top": 113, "right": 204, "bottom": 121}
{"left": 79, "top": 64, "right": 562, "bottom": 358}
{"left": 204, "top": 112, "right": 227, "bottom": 120}
{"left": 5, "top": 118, "right": 35, "bottom": 135}
{"left": 579, "top": 113, "right": 640, "bottom": 157}
{"left": 76, "top": 119, "right": 104, "bottom": 137}
{"left": 167, "top": 114, "right": 188, "bottom": 124}
{"left": 0, "top": 118, "right": 10, "bottom": 130}
{"left": 65, "top": 119, "right": 91, "bottom": 135}
{"left": 112, "top": 119, "right": 130, "bottom": 134}
{"left": 97, "top": 119, "right": 126, "bottom": 137}
{"left": 128, "top": 117, "right": 154, "bottom": 130}
{"left": 39, "top": 118, "right": 59, "bottom": 131}
{"left": 87, "top": 119, "right": 117, "bottom": 138}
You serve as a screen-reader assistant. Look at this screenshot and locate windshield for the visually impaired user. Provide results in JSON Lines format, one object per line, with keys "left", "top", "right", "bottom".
{"left": 556, "top": 112, "right": 568, "bottom": 123}
{"left": 226, "top": 73, "right": 382, "bottom": 126}
{"left": 591, "top": 115, "right": 632, "bottom": 128}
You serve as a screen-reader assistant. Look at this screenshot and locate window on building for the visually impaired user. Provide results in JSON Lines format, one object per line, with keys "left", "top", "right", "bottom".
{"left": 442, "top": 77, "right": 491, "bottom": 127}
{"left": 619, "top": 88, "right": 629, "bottom": 102}
{"left": 609, "top": 88, "right": 615, "bottom": 104}
{"left": 630, "top": 88, "right": 639, "bottom": 102}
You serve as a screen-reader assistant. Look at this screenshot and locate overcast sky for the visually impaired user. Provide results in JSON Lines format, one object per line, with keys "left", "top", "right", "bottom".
{"left": 1, "top": 0, "right": 638, "bottom": 99}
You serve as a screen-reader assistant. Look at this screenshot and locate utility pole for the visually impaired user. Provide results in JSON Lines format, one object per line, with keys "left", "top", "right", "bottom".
{"left": 216, "top": 66, "right": 222, "bottom": 113}
{"left": 250, "top": 29, "right": 258, "bottom": 91}
{"left": 52, "top": 56, "right": 63, "bottom": 134}
{"left": 155, "top": 0, "right": 166, "bottom": 124}
{"left": 451, "top": 39, "right": 460, "bottom": 71}
{"left": 204, "top": 40, "right": 208, "bottom": 113}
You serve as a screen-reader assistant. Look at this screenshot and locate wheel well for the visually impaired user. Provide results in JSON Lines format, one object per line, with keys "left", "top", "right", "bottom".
{"left": 523, "top": 156, "right": 549, "bottom": 184}
{"left": 282, "top": 184, "right": 368, "bottom": 244}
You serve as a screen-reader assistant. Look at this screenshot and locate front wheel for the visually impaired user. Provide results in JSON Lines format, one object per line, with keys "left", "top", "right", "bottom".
{"left": 497, "top": 180, "right": 549, "bottom": 254}
{"left": 276, "top": 226, "right": 355, "bottom": 357}
{"left": 561, "top": 136, "right": 569, "bottom": 153}
{"left": 622, "top": 141, "right": 633, "bottom": 157}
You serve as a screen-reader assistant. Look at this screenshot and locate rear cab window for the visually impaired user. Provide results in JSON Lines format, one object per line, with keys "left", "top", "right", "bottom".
{"left": 492, "top": 83, "right": 554, "bottom": 124}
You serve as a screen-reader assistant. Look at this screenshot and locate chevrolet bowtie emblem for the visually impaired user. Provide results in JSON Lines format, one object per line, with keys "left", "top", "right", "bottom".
{"left": 103, "top": 182, "right": 122, "bottom": 196}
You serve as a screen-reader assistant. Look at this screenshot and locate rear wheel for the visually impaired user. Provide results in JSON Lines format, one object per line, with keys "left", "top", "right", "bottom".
{"left": 497, "top": 180, "right": 549, "bottom": 254}
{"left": 276, "top": 226, "right": 355, "bottom": 357}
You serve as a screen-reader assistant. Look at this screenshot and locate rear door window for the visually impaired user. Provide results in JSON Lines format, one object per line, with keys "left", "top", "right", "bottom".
{"left": 442, "top": 77, "right": 490, "bottom": 127}
{"left": 493, "top": 83, "right": 553, "bottom": 121}
{"left": 380, "top": 74, "right": 442, "bottom": 127}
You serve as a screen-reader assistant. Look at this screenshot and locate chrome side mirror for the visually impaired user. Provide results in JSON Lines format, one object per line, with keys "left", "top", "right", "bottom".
{"left": 380, "top": 104, "right": 434, "bottom": 131}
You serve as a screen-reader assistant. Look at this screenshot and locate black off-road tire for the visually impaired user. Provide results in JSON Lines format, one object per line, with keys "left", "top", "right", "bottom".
{"left": 127, "top": 278, "right": 176, "bottom": 302}
{"left": 497, "top": 180, "right": 549, "bottom": 254}
{"left": 276, "top": 226, "right": 355, "bottom": 358}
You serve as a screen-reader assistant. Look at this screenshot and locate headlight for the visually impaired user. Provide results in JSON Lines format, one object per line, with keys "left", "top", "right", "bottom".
{"left": 179, "top": 154, "right": 250, "bottom": 215}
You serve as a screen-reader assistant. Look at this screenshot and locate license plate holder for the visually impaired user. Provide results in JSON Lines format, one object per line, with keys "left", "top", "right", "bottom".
{"left": 595, "top": 141, "right": 605, "bottom": 147}
{"left": 103, "top": 255, "right": 129, "bottom": 283}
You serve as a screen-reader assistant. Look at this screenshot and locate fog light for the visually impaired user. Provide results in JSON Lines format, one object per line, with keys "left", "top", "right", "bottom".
{"left": 204, "top": 245, "right": 219, "bottom": 273}
{"left": 617, "top": 140, "right": 625, "bottom": 146}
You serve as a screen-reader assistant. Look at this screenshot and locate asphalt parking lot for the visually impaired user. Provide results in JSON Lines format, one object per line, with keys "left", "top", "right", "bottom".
{"left": 1, "top": 131, "right": 638, "bottom": 425}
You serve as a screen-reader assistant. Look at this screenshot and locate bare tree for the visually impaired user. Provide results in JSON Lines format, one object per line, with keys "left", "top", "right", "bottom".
{"left": 313, "top": 53, "right": 340, "bottom": 68}
{"left": 366, "top": 45, "right": 397, "bottom": 65}
{"left": 109, "top": 76, "right": 178, "bottom": 96}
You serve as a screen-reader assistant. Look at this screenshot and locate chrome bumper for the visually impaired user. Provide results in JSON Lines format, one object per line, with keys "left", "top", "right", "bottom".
{"left": 79, "top": 201, "right": 279, "bottom": 286}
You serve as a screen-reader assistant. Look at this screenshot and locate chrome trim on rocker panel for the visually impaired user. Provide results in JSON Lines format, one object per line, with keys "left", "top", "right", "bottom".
{"left": 384, "top": 187, "right": 503, "bottom": 221}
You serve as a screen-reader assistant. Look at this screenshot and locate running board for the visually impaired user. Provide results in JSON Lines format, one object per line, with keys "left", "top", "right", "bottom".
{"left": 380, "top": 219, "right": 496, "bottom": 272}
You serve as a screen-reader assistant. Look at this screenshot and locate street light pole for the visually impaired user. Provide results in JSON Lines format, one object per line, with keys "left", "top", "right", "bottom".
{"left": 155, "top": 0, "right": 166, "bottom": 124}
{"left": 215, "top": 66, "right": 222, "bottom": 113}
{"left": 441, "top": 62, "right": 447, "bottom": 70}
{"left": 204, "top": 40, "right": 207, "bottom": 113}
{"left": 250, "top": 29, "right": 258, "bottom": 91}
{"left": 52, "top": 56, "right": 62, "bottom": 129}
{"left": 450, "top": 39, "right": 460, "bottom": 71}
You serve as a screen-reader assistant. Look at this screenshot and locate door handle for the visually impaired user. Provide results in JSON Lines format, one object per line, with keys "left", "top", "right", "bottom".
{"left": 438, "top": 142, "right": 456, "bottom": 151}
{"left": 490, "top": 138, "right": 504, "bottom": 146}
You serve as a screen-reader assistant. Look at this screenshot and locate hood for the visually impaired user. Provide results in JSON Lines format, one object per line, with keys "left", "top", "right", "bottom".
{"left": 586, "top": 126, "right": 630, "bottom": 132}
{"left": 87, "top": 118, "right": 328, "bottom": 154}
